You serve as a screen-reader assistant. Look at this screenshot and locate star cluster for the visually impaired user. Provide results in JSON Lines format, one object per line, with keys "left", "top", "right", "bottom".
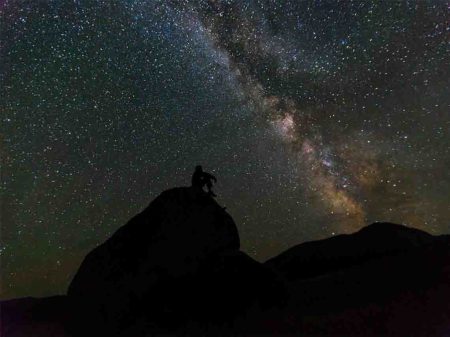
{"left": 1, "top": 0, "right": 449, "bottom": 298}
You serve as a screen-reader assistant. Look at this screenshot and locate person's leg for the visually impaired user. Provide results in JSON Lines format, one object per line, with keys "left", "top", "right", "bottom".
{"left": 206, "top": 181, "right": 216, "bottom": 197}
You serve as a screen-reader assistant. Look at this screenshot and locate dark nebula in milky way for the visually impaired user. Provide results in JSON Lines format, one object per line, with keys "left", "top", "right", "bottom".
{"left": 1, "top": 0, "right": 449, "bottom": 298}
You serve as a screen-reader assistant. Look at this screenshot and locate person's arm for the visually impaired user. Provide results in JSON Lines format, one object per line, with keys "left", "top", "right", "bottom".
{"left": 206, "top": 172, "right": 217, "bottom": 182}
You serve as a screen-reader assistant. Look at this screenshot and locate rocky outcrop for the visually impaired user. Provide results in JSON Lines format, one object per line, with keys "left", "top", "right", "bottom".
{"left": 67, "top": 187, "right": 285, "bottom": 335}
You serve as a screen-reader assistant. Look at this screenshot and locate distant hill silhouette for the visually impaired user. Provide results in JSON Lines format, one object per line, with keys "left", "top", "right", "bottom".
{"left": 265, "top": 222, "right": 440, "bottom": 280}
{"left": 1, "top": 187, "right": 449, "bottom": 336}
{"left": 264, "top": 222, "right": 450, "bottom": 336}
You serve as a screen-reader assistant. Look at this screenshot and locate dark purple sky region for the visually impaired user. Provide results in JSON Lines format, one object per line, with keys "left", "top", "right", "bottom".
{"left": 1, "top": 0, "right": 449, "bottom": 298}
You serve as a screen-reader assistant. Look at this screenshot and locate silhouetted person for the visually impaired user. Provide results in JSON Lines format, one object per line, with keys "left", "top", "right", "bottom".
{"left": 192, "top": 165, "right": 217, "bottom": 197}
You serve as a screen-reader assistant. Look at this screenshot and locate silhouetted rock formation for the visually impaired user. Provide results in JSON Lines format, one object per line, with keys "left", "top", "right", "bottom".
{"left": 2, "top": 194, "right": 449, "bottom": 337}
{"left": 67, "top": 187, "right": 285, "bottom": 335}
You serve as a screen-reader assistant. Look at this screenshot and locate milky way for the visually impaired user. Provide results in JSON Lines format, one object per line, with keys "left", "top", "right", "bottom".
{"left": 1, "top": 0, "right": 449, "bottom": 298}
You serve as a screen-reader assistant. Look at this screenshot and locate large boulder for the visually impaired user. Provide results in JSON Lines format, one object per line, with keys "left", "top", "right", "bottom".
{"left": 67, "top": 187, "right": 284, "bottom": 335}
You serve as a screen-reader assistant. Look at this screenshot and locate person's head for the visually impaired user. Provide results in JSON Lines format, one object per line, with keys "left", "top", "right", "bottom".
{"left": 195, "top": 165, "right": 202, "bottom": 172}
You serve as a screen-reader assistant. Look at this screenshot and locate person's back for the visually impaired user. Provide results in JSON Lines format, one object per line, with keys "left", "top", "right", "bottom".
{"left": 191, "top": 165, "right": 204, "bottom": 189}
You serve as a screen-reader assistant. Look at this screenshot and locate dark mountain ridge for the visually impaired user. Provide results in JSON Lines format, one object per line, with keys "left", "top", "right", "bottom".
{"left": 265, "top": 221, "right": 445, "bottom": 281}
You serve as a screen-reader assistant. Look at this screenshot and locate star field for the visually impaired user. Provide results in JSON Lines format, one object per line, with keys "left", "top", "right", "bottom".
{"left": 1, "top": 0, "right": 449, "bottom": 298}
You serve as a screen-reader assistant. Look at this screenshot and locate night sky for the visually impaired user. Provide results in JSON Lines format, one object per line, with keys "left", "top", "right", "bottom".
{"left": 1, "top": 0, "right": 449, "bottom": 299}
